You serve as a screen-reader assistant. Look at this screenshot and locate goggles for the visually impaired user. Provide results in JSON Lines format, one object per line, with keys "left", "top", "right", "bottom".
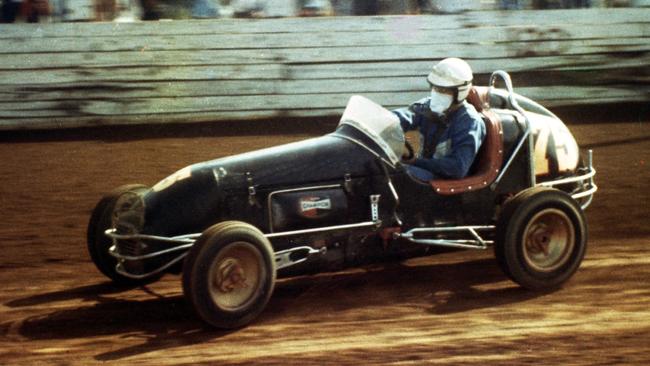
{"left": 428, "top": 82, "right": 455, "bottom": 95}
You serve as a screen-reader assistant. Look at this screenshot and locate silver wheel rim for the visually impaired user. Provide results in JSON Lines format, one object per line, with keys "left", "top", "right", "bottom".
{"left": 522, "top": 208, "right": 575, "bottom": 273}
{"left": 208, "top": 241, "right": 264, "bottom": 312}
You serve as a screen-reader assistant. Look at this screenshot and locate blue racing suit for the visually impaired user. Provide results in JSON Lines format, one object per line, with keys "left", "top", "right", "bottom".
{"left": 393, "top": 98, "right": 486, "bottom": 181}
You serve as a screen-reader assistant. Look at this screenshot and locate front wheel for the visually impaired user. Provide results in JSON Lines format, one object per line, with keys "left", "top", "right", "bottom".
{"left": 182, "top": 221, "right": 276, "bottom": 329}
{"left": 495, "top": 187, "right": 587, "bottom": 290}
{"left": 87, "top": 184, "right": 153, "bottom": 286}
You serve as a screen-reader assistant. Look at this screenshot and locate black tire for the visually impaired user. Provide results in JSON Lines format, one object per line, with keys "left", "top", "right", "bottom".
{"left": 495, "top": 187, "right": 587, "bottom": 290}
{"left": 87, "top": 184, "right": 153, "bottom": 286}
{"left": 182, "top": 221, "right": 276, "bottom": 329}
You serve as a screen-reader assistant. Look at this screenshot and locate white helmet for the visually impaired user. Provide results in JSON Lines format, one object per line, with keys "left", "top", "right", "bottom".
{"left": 427, "top": 58, "right": 473, "bottom": 103}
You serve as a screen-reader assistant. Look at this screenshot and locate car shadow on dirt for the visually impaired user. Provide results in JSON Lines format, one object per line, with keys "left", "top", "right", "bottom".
{"left": 3, "top": 282, "right": 234, "bottom": 361}
{"left": 264, "top": 256, "right": 549, "bottom": 321}
{"left": 4, "top": 282, "right": 140, "bottom": 308}
{"left": 4, "top": 257, "right": 550, "bottom": 361}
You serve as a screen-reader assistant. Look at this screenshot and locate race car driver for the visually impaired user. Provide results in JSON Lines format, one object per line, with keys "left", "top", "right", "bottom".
{"left": 393, "top": 58, "right": 486, "bottom": 181}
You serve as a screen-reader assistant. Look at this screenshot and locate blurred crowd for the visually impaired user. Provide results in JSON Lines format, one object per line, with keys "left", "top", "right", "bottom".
{"left": 2, "top": 0, "right": 648, "bottom": 23}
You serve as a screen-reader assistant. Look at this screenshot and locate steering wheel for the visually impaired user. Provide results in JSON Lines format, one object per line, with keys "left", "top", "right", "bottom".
{"left": 402, "top": 140, "right": 415, "bottom": 163}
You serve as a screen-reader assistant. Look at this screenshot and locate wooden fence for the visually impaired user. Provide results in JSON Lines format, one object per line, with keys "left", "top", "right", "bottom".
{"left": 1, "top": 8, "right": 649, "bottom": 130}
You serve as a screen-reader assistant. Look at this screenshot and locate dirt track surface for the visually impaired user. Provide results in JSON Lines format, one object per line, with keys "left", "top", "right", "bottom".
{"left": 1, "top": 121, "right": 649, "bottom": 365}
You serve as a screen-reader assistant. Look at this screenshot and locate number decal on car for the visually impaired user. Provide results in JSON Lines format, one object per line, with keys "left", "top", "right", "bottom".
{"left": 531, "top": 114, "right": 579, "bottom": 177}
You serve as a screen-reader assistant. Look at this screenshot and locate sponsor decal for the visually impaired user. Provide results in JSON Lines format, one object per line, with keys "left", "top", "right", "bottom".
{"left": 299, "top": 196, "right": 331, "bottom": 218}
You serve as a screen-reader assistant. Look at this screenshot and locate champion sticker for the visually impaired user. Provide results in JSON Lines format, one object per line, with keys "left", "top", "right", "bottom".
{"left": 301, "top": 198, "right": 332, "bottom": 212}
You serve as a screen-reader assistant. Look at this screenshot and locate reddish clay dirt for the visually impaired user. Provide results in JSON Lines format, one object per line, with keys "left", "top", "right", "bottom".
{"left": 1, "top": 121, "right": 649, "bottom": 365}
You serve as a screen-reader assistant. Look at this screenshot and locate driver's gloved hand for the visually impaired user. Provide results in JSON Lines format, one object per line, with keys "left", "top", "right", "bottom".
{"left": 401, "top": 150, "right": 416, "bottom": 164}
{"left": 408, "top": 102, "right": 437, "bottom": 121}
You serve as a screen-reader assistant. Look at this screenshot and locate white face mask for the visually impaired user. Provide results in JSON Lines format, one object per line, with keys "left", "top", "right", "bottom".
{"left": 429, "top": 90, "right": 453, "bottom": 114}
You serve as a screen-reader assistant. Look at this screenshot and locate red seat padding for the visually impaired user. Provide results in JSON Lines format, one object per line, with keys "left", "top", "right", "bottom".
{"left": 466, "top": 86, "right": 490, "bottom": 112}
{"left": 430, "top": 87, "right": 504, "bottom": 195}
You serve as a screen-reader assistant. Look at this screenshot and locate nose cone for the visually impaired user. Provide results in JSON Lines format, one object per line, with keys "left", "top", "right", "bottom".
{"left": 112, "top": 190, "right": 147, "bottom": 235}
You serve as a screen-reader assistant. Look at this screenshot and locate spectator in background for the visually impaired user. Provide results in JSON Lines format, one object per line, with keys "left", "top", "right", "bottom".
{"left": 95, "top": 0, "right": 117, "bottom": 20}
{"left": 232, "top": 0, "right": 265, "bottom": 17}
{"left": 1, "top": 0, "right": 22, "bottom": 22}
{"left": 606, "top": 0, "right": 630, "bottom": 6}
{"left": 562, "top": 0, "right": 591, "bottom": 6}
{"left": 500, "top": 0, "right": 521, "bottom": 9}
{"left": 299, "top": 0, "right": 333, "bottom": 16}
{"left": 353, "top": 0, "right": 378, "bottom": 15}
{"left": 47, "top": 0, "right": 64, "bottom": 21}
{"left": 533, "top": 0, "right": 560, "bottom": 8}
{"left": 403, "top": 0, "right": 417, "bottom": 14}
{"left": 192, "top": 0, "right": 219, "bottom": 18}
{"left": 139, "top": 0, "right": 159, "bottom": 19}
{"left": 24, "top": 0, "right": 51, "bottom": 22}
{"left": 113, "top": 0, "right": 142, "bottom": 22}
{"left": 267, "top": 0, "right": 298, "bottom": 16}
{"left": 413, "top": 0, "right": 432, "bottom": 13}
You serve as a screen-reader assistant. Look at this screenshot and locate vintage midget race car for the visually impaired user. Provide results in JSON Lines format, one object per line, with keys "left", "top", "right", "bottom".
{"left": 87, "top": 71, "right": 597, "bottom": 329}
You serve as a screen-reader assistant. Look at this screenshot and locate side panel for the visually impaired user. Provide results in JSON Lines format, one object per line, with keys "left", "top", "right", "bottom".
{"left": 269, "top": 187, "right": 349, "bottom": 232}
{"left": 142, "top": 134, "right": 383, "bottom": 237}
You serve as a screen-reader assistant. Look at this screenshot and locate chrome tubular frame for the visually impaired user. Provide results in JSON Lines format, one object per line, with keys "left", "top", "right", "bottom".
{"left": 488, "top": 70, "right": 536, "bottom": 189}
{"left": 115, "top": 251, "right": 189, "bottom": 280}
{"left": 275, "top": 246, "right": 327, "bottom": 270}
{"left": 396, "top": 225, "right": 496, "bottom": 250}
{"left": 538, "top": 149, "right": 598, "bottom": 209}
{"left": 106, "top": 230, "right": 200, "bottom": 246}
{"left": 105, "top": 194, "right": 383, "bottom": 279}
{"left": 486, "top": 71, "right": 597, "bottom": 210}
{"left": 265, "top": 221, "right": 379, "bottom": 239}
{"left": 106, "top": 229, "right": 197, "bottom": 279}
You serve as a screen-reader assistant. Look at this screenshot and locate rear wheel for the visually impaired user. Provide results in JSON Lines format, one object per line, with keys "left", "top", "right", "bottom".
{"left": 495, "top": 187, "right": 587, "bottom": 290}
{"left": 182, "top": 221, "right": 276, "bottom": 329}
{"left": 87, "top": 184, "right": 154, "bottom": 286}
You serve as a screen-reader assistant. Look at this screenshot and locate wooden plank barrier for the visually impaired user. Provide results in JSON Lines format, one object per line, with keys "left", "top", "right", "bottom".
{"left": 0, "top": 8, "right": 649, "bottom": 130}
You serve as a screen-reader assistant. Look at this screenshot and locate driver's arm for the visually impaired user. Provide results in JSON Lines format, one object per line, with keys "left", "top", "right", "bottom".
{"left": 392, "top": 98, "right": 430, "bottom": 132}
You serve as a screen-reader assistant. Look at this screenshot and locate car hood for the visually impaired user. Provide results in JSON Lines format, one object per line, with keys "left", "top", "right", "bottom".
{"left": 141, "top": 131, "right": 386, "bottom": 236}
{"left": 192, "top": 132, "right": 384, "bottom": 192}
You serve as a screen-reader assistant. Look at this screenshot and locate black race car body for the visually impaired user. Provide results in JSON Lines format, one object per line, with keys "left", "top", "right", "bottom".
{"left": 88, "top": 71, "right": 597, "bottom": 328}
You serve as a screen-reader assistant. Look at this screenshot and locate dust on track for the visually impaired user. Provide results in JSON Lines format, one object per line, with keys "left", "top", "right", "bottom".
{"left": 1, "top": 122, "right": 649, "bottom": 365}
